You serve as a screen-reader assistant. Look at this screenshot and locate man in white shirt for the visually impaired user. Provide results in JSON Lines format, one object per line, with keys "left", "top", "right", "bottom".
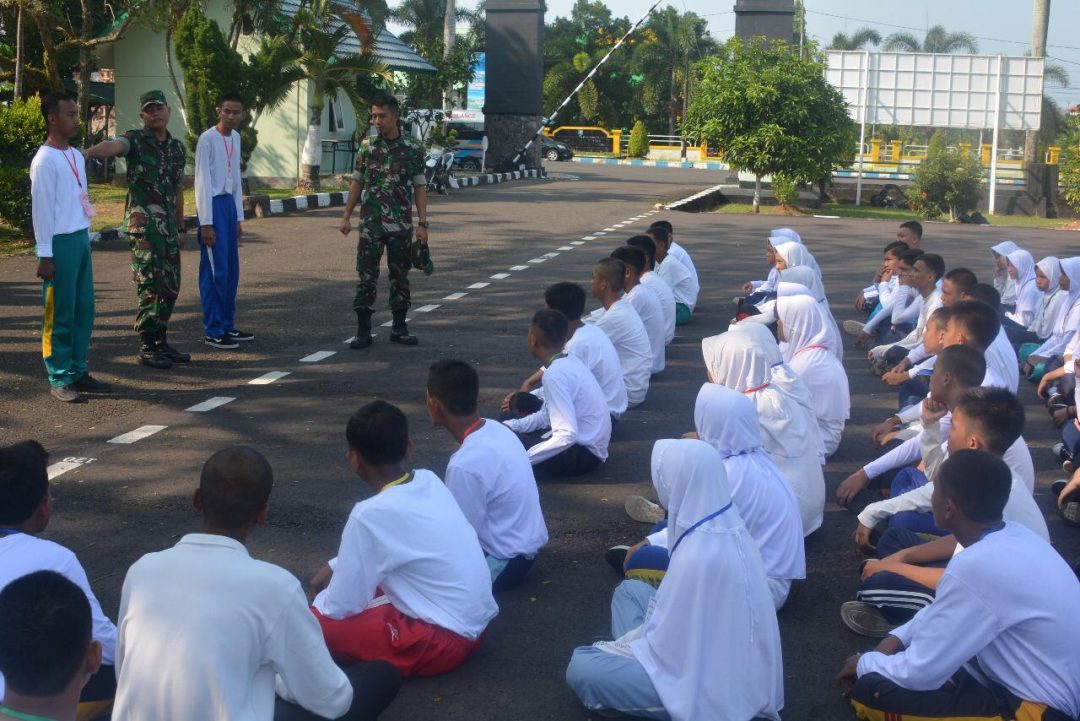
{"left": 611, "top": 246, "right": 666, "bottom": 374}
{"left": 503, "top": 310, "right": 612, "bottom": 477}
{"left": 310, "top": 402, "right": 497, "bottom": 676}
{"left": 114, "top": 447, "right": 401, "bottom": 721}
{"left": 836, "top": 450, "right": 1080, "bottom": 721}
{"left": 194, "top": 92, "right": 252, "bottom": 350}
{"left": 626, "top": 236, "right": 676, "bottom": 344}
{"left": 427, "top": 360, "right": 548, "bottom": 591}
{"left": 647, "top": 226, "right": 697, "bottom": 323}
{"left": 648, "top": 219, "right": 699, "bottom": 299}
{"left": 0, "top": 440, "right": 117, "bottom": 711}
{"left": 590, "top": 258, "right": 652, "bottom": 407}
{"left": 870, "top": 252, "right": 944, "bottom": 373}
{"left": 30, "top": 91, "right": 109, "bottom": 403}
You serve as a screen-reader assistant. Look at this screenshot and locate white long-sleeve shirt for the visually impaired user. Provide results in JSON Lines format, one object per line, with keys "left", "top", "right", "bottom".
{"left": 29, "top": 145, "right": 91, "bottom": 257}
{"left": 0, "top": 534, "right": 117, "bottom": 702}
{"left": 503, "top": 355, "right": 611, "bottom": 464}
{"left": 641, "top": 271, "right": 676, "bottom": 344}
{"left": 656, "top": 255, "right": 698, "bottom": 310}
{"left": 864, "top": 280, "right": 915, "bottom": 334}
{"left": 857, "top": 523, "right": 1080, "bottom": 717}
{"left": 445, "top": 420, "right": 549, "bottom": 560}
{"left": 194, "top": 126, "right": 244, "bottom": 224}
{"left": 313, "top": 470, "right": 497, "bottom": 639}
{"left": 565, "top": 322, "right": 627, "bottom": 417}
{"left": 592, "top": 299, "right": 652, "bottom": 407}
{"left": 668, "top": 241, "right": 700, "bottom": 301}
{"left": 624, "top": 284, "right": 666, "bottom": 373}
{"left": 114, "top": 534, "right": 353, "bottom": 721}
{"left": 886, "top": 288, "right": 941, "bottom": 354}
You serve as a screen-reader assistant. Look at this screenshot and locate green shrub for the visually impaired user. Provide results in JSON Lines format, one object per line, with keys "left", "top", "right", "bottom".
{"left": 1059, "top": 116, "right": 1080, "bottom": 213}
{"left": 0, "top": 96, "right": 46, "bottom": 232}
{"left": 772, "top": 174, "right": 798, "bottom": 206}
{"left": 628, "top": 120, "right": 649, "bottom": 158}
{"left": 906, "top": 130, "right": 983, "bottom": 221}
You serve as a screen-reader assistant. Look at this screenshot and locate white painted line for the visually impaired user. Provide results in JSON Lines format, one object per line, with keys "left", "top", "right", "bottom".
{"left": 300, "top": 350, "right": 336, "bottom": 362}
{"left": 603, "top": 227, "right": 617, "bottom": 231}
{"left": 249, "top": 371, "right": 291, "bottom": 385}
{"left": 570, "top": 241, "right": 585, "bottom": 245}
{"left": 415, "top": 304, "right": 441, "bottom": 312}
{"left": 467, "top": 282, "right": 491, "bottom": 289}
{"left": 582, "top": 235, "right": 597, "bottom": 240}
{"left": 186, "top": 396, "right": 236, "bottom": 412}
{"left": 510, "top": 265, "right": 529, "bottom": 271}
{"left": 594, "top": 231, "right": 607, "bottom": 236}
{"left": 48, "top": 459, "right": 92, "bottom": 480}
{"left": 528, "top": 258, "right": 547, "bottom": 264}
{"left": 543, "top": 252, "right": 560, "bottom": 258}
{"left": 557, "top": 246, "right": 574, "bottom": 251}
{"left": 108, "top": 425, "right": 167, "bottom": 444}
{"left": 443, "top": 292, "right": 468, "bottom": 300}
{"left": 813, "top": 214, "right": 840, "bottom": 219}
{"left": 490, "top": 273, "right": 511, "bottom": 279}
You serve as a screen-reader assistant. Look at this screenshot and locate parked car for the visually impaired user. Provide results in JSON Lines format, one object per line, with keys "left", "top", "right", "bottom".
{"left": 541, "top": 136, "right": 574, "bottom": 161}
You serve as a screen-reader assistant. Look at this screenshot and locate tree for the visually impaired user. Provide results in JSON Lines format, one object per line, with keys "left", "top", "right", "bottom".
{"left": 883, "top": 25, "right": 978, "bottom": 54}
{"left": 1058, "top": 115, "right": 1080, "bottom": 213}
{"left": 632, "top": 7, "right": 715, "bottom": 136}
{"left": 288, "top": 0, "right": 391, "bottom": 189}
{"left": 683, "top": 38, "right": 857, "bottom": 212}
{"left": 627, "top": 120, "right": 648, "bottom": 158}
{"left": 828, "top": 28, "right": 881, "bottom": 51}
{"left": 0, "top": 95, "right": 46, "bottom": 233}
{"left": 906, "top": 130, "right": 984, "bottom": 221}
{"left": 389, "top": 0, "right": 479, "bottom": 108}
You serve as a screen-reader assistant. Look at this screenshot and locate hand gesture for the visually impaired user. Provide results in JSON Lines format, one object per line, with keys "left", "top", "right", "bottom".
{"left": 920, "top": 396, "right": 949, "bottom": 426}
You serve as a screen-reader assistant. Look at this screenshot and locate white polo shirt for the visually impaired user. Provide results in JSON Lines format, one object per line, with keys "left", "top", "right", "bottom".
{"left": 565, "top": 322, "right": 628, "bottom": 417}
{"left": 656, "top": 255, "right": 698, "bottom": 310}
{"left": 640, "top": 271, "right": 676, "bottom": 344}
{"left": 625, "top": 284, "right": 667, "bottom": 374}
{"left": 592, "top": 298, "right": 652, "bottom": 407}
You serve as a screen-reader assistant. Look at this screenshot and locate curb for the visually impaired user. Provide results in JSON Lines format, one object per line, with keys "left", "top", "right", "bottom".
{"left": 90, "top": 168, "right": 548, "bottom": 244}
{"left": 571, "top": 156, "right": 730, "bottom": 171}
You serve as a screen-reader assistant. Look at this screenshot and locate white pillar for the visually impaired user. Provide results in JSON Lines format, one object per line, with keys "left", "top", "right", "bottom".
{"left": 989, "top": 55, "right": 1003, "bottom": 215}
{"left": 855, "top": 51, "right": 870, "bottom": 206}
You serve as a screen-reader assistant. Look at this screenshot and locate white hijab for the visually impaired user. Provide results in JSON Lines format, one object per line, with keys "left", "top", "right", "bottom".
{"left": 991, "top": 240, "right": 1020, "bottom": 257}
{"left": 770, "top": 227, "right": 802, "bottom": 246}
{"left": 774, "top": 241, "right": 825, "bottom": 292}
{"left": 777, "top": 295, "right": 851, "bottom": 425}
{"left": 629, "top": 439, "right": 784, "bottom": 721}
{"left": 1007, "top": 248, "right": 1040, "bottom": 320}
{"left": 749, "top": 279, "right": 843, "bottom": 362}
{"left": 1055, "top": 256, "right": 1080, "bottom": 338}
{"left": 694, "top": 384, "right": 807, "bottom": 581}
{"left": 1032, "top": 256, "right": 1065, "bottom": 339}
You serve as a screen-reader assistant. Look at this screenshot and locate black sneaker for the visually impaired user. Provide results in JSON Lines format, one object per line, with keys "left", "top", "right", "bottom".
{"left": 204, "top": 335, "right": 240, "bottom": 350}
{"left": 50, "top": 384, "right": 82, "bottom": 403}
{"left": 73, "top": 374, "right": 112, "bottom": 392}
{"left": 226, "top": 329, "right": 255, "bottom": 342}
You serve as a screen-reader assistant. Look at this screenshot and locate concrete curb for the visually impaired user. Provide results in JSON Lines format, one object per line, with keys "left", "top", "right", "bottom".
{"left": 571, "top": 156, "right": 730, "bottom": 171}
{"left": 90, "top": 169, "right": 548, "bottom": 244}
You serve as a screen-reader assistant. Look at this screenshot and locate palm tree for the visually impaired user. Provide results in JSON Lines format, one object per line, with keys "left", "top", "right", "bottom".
{"left": 634, "top": 7, "right": 715, "bottom": 136}
{"left": 883, "top": 25, "right": 978, "bottom": 54}
{"left": 828, "top": 28, "right": 881, "bottom": 51}
{"left": 290, "top": 0, "right": 391, "bottom": 190}
{"left": 389, "top": 0, "right": 477, "bottom": 51}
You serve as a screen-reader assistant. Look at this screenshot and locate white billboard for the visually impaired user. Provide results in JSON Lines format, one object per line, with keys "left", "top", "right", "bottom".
{"left": 826, "top": 51, "right": 1044, "bottom": 131}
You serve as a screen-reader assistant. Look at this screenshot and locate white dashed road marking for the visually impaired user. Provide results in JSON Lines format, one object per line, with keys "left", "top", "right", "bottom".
{"left": 299, "top": 351, "right": 336, "bottom": 363}
{"left": 583, "top": 235, "right": 597, "bottom": 240}
{"left": 557, "top": 246, "right": 574, "bottom": 251}
{"left": 185, "top": 397, "right": 236, "bottom": 412}
{"left": 467, "top": 282, "right": 491, "bottom": 289}
{"left": 509, "top": 265, "right": 529, "bottom": 271}
{"left": 443, "top": 292, "right": 468, "bottom": 300}
{"left": 491, "top": 273, "right": 511, "bottom": 279}
{"left": 528, "top": 258, "right": 547, "bottom": 264}
{"left": 108, "top": 425, "right": 167, "bottom": 444}
{"left": 415, "top": 304, "right": 441, "bottom": 312}
{"left": 47, "top": 457, "right": 96, "bottom": 480}
{"left": 249, "top": 371, "right": 291, "bottom": 385}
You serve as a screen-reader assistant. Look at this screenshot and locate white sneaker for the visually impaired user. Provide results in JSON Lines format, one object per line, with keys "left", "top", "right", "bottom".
{"left": 624, "top": 495, "right": 666, "bottom": 524}
{"left": 843, "top": 320, "right": 865, "bottom": 336}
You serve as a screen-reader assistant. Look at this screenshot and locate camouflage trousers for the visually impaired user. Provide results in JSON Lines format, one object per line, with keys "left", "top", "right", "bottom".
{"left": 129, "top": 231, "right": 180, "bottom": 334}
{"left": 354, "top": 228, "right": 411, "bottom": 313}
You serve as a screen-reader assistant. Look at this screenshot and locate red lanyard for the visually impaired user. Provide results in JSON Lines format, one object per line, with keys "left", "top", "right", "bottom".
{"left": 793, "top": 344, "right": 829, "bottom": 358}
{"left": 219, "top": 129, "right": 234, "bottom": 173}
{"left": 742, "top": 382, "right": 769, "bottom": 394}
{"left": 61, "top": 148, "right": 82, "bottom": 188}
{"left": 461, "top": 418, "right": 485, "bottom": 442}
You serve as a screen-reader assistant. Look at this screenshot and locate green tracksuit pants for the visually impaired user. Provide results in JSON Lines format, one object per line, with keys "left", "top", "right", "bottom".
{"left": 42, "top": 229, "right": 95, "bottom": 387}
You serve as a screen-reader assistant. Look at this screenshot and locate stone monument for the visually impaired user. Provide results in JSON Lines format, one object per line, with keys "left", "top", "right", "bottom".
{"left": 484, "top": 0, "right": 544, "bottom": 170}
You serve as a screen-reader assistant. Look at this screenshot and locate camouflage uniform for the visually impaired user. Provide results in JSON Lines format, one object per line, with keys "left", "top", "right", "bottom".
{"left": 120, "top": 127, "right": 186, "bottom": 334}
{"left": 351, "top": 133, "right": 426, "bottom": 313}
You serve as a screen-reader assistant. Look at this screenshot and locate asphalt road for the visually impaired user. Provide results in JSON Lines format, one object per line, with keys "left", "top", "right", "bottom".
{"left": 0, "top": 163, "right": 1077, "bottom": 720}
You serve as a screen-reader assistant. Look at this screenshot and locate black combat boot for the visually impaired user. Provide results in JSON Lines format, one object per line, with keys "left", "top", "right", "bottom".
{"left": 138, "top": 332, "right": 173, "bottom": 369}
{"left": 389, "top": 309, "right": 418, "bottom": 345}
{"left": 157, "top": 330, "right": 191, "bottom": 363}
{"left": 350, "top": 309, "right": 373, "bottom": 349}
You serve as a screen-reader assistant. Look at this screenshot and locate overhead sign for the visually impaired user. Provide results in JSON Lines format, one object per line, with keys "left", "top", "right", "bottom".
{"left": 825, "top": 51, "right": 1045, "bottom": 130}
{"left": 466, "top": 52, "right": 486, "bottom": 111}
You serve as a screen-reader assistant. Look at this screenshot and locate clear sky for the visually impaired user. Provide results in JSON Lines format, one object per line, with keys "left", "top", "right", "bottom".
{"left": 390, "top": 0, "right": 1079, "bottom": 108}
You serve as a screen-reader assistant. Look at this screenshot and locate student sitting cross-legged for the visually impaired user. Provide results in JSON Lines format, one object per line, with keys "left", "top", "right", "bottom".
{"left": 503, "top": 310, "right": 612, "bottom": 478}
{"left": 611, "top": 246, "right": 667, "bottom": 373}
{"left": 0, "top": 441, "right": 117, "bottom": 717}
{"left": 113, "top": 446, "right": 401, "bottom": 721}
{"left": 566, "top": 439, "right": 784, "bottom": 721}
{"left": 310, "top": 403, "right": 498, "bottom": 676}
{"left": 646, "top": 226, "right": 697, "bottom": 325}
{"left": 835, "top": 449, "right": 1080, "bottom": 721}
{"left": 589, "top": 258, "right": 653, "bottom": 407}
{"left": 427, "top": 359, "right": 548, "bottom": 592}
{"left": 0, "top": 571, "right": 103, "bottom": 721}
{"left": 625, "top": 236, "right": 677, "bottom": 345}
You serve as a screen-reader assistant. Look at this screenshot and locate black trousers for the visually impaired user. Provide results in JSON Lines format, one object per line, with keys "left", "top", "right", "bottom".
{"left": 852, "top": 669, "right": 1073, "bottom": 721}
{"left": 856, "top": 528, "right": 945, "bottom": 624}
{"left": 504, "top": 392, "right": 604, "bottom": 479}
{"left": 274, "top": 660, "right": 401, "bottom": 721}
{"left": 1002, "top": 315, "right": 1041, "bottom": 349}
{"left": 492, "top": 554, "right": 536, "bottom": 593}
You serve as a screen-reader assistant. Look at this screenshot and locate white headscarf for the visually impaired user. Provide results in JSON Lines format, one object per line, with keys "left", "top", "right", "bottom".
{"left": 1055, "top": 257, "right": 1080, "bottom": 337}
{"left": 694, "top": 385, "right": 807, "bottom": 582}
{"left": 991, "top": 240, "right": 1020, "bottom": 257}
{"left": 729, "top": 323, "right": 821, "bottom": 438}
{"left": 701, "top": 330, "right": 826, "bottom": 534}
{"left": 1007, "top": 248, "right": 1040, "bottom": 321}
{"left": 777, "top": 295, "right": 851, "bottom": 425}
{"left": 1032, "top": 256, "right": 1065, "bottom": 339}
{"left": 776, "top": 294, "right": 836, "bottom": 362}
{"left": 770, "top": 227, "right": 802, "bottom": 245}
{"left": 629, "top": 439, "right": 784, "bottom": 721}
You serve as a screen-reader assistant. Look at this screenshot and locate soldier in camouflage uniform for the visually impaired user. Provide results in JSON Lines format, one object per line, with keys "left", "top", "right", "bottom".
{"left": 339, "top": 93, "right": 428, "bottom": 349}
{"left": 84, "top": 90, "right": 189, "bottom": 368}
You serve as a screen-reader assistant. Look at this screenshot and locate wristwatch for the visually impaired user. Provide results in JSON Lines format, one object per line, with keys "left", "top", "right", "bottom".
{"left": 417, "top": 221, "right": 429, "bottom": 228}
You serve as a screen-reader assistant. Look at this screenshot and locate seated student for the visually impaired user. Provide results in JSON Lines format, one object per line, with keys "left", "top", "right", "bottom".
{"left": 589, "top": 258, "right": 652, "bottom": 407}
{"left": 959, "top": 283, "right": 1020, "bottom": 393}
{"left": 503, "top": 311, "right": 611, "bottom": 476}
{"left": 990, "top": 240, "right": 1021, "bottom": 311}
{"left": 895, "top": 219, "right": 923, "bottom": 249}
{"left": 625, "top": 235, "right": 676, "bottom": 345}
{"left": 311, "top": 403, "right": 497, "bottom": 676}
{"left": 428, "top": 360, "right": 548, "bottom": 592}
{"left": 836, "top": 450, "right": 1080, "bottom": 721}
{"left": 0, "top": 441, "right": 117, "bottom": 712}
{"left": 114, "top": 446, "right": 401, "bottom": 720}
{"left": 869, "top": 252, "right": 945, "bottom": 374}
{"left": 773, "top": 241, "right": 827, "bottom": 303}
{"left": 745, "top": 270, "right": 845, "bottom": 361}
{"left": 703, "top": 329, "right": 826, "bottom": 535}
{"left": 1010, "top": 256, "right": 1066, "bottom": 356}
{"left": 881, "top": 306, "right": 950, "bottom": 411}
{"left": 648, "top": 220, "right": 699, "bottom": 297}
{"left": 1003, "top": 248, "right": 1040, "bottom": 329}
{"left": 739, "top": 233, "right": 783, "bottom": 306}
{"left": 847, "top": 388, "right": 1049, "bottom": 634}
{"left": 505, "top": 282, "right": 627, "bottom": 422}
{"left": 646, "top": 226, "right": 696, "bottom": 324}
{"left": 0, "top": 571, "right": 102, "bottom": 721}
{"left": 849, "top": 241, "right": 914, "bottom": 341}
{"left": 1026, "top": 256, "right": 1080, "bottom": 377}
{"left": 611, "top": 246, "right": 666, "bottom": 373}
{"left": 776, "top": 294, "right": 850, "bottom": 457}
{"left": 566, "top": 439, "right": 784, "bottom": 721}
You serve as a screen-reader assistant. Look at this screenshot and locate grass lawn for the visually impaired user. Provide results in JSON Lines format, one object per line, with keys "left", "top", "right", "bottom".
{"left": 711, "top": 201, "right": 1076, "bottom": 230}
